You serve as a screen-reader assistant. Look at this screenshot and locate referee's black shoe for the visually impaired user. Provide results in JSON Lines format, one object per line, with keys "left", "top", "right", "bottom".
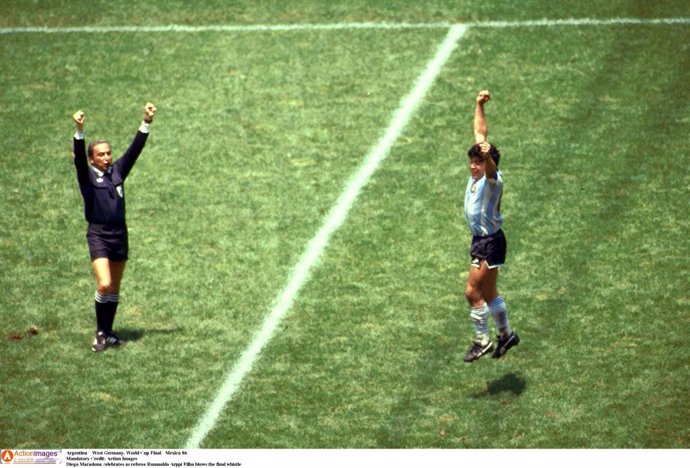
{"left": 463, "top": 339, "right": 494, "bottom": 362}
{"left": 105, "top": 332, "right": 126, "bottom": 348}
{"left": 492, "top": 331, "right": 520, "bottom": 359}
{"left": 92, "top": 330, "right": 106, "bottom": 352}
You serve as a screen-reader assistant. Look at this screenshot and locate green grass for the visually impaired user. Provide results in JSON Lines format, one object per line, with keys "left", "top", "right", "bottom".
{"left": 1, "top": 1, "right": 689, "bottom": 449}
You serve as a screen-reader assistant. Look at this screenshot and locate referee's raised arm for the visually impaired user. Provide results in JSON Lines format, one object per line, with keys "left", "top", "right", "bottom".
{"left": 117, "top": 102, "right": 157, "bottom": 180}
{"left": 72, "top": 110, "right": 89, "bottom": 182}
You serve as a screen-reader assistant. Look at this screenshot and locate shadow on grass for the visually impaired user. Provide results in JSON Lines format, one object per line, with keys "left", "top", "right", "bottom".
{"left": 470, "top": 372, "right": 527, "bottom": 398}
{"left": 116, "top": 327, "right": 181, "bottom": 343}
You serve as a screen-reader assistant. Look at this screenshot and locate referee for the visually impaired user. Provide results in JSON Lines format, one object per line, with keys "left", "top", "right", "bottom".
{"left": 72, "top": 103, "right": 157, "bottom": 352}
{"left": 462, "top": 90, "right": 519, "bottom": 362}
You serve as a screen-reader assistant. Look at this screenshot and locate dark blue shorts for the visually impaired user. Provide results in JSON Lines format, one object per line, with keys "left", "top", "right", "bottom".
{"left": 86, "top": 224, "right": 128, "bottom": 262}
{"left": 470, "top": 229, "right": 506, "bottom": 269}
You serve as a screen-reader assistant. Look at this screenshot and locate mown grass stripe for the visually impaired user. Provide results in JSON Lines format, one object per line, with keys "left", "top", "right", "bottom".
{"left": 1, "top": 17, "right": 689, "bottom": 34}
{"left": 184, "top": 24, "right": 468, "bottom": 449}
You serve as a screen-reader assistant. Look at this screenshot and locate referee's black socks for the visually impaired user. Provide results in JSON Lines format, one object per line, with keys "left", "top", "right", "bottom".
{"left": 94, "top": 291, "right": 120, "bottom": 334}
{"left": 94, "top": 291, "right": 109, "bottom": 332}
{"left": 105, "top": 294, "right": 120, "bottom": 333}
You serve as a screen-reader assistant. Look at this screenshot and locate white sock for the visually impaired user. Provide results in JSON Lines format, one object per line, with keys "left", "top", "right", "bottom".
{"left": 470, "top": 303, "right": 490, "bottom": 344}
{"left": 488, "top": 296, "right": 512, "bottom": 337}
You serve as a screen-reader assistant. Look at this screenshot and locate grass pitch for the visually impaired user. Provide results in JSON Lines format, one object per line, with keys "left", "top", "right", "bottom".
{"left": 1, "top": 1, "right": 689, "bottom": 449}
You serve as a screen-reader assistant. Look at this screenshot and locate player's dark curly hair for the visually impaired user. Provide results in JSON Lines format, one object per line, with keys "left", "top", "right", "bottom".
{"left": 467, "top": 143, "right": 500, "bottom": 167}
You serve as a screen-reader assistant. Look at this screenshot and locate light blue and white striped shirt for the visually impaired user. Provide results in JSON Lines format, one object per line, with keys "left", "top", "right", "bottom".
{"left": 464, "top": 171, "right": 503, "bottom": 236}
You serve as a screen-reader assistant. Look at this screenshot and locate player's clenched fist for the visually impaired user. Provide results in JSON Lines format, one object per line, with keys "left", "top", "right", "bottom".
{"left": 476, "top": 90, "right": 490, "bottom": 105}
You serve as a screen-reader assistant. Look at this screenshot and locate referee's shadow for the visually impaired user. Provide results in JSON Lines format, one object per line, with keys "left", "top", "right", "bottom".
{"left": 116, "top": 326, "right": 181, "bottom": 343}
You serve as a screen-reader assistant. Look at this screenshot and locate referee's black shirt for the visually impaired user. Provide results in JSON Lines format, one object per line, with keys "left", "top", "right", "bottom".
{"left": 73, "top": 126, "right": 149, "bottom": 228}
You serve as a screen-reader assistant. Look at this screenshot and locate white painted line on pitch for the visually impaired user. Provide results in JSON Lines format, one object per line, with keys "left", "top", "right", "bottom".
{"left": 184, "top": 23, "right": 468, "bottom": 449}
{"left": 0, "top": 22, "right": 452, "bottom": 34}
{"left": 473, "top": 17, "right": 690, "bottom": 28}
{"left": 1, "top": 17, "right": 689, "bottom": 34}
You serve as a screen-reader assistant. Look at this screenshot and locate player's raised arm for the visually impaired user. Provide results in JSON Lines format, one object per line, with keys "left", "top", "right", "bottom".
{"left": 473, "top": 90, "right": 490, "bottom": 144}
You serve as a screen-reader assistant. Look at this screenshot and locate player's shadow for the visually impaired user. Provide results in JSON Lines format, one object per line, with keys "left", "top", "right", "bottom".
{"left": 470, "top": 372, "right": 527, "bottom": 398}
{"left": 116, "top": 327, "right": 181, "bottom": 343}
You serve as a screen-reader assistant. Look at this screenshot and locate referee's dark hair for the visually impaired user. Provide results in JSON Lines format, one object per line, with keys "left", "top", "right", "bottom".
{"left": 467, "top": 143, "right": 500, "bottom": 167}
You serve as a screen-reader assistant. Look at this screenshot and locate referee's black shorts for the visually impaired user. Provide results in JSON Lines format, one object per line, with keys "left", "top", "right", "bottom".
{"left": 86, "top": 224, "right": 128, "bottom": 262}
{"left": 470, "top": 229, "right": 506, "bottom": 269}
